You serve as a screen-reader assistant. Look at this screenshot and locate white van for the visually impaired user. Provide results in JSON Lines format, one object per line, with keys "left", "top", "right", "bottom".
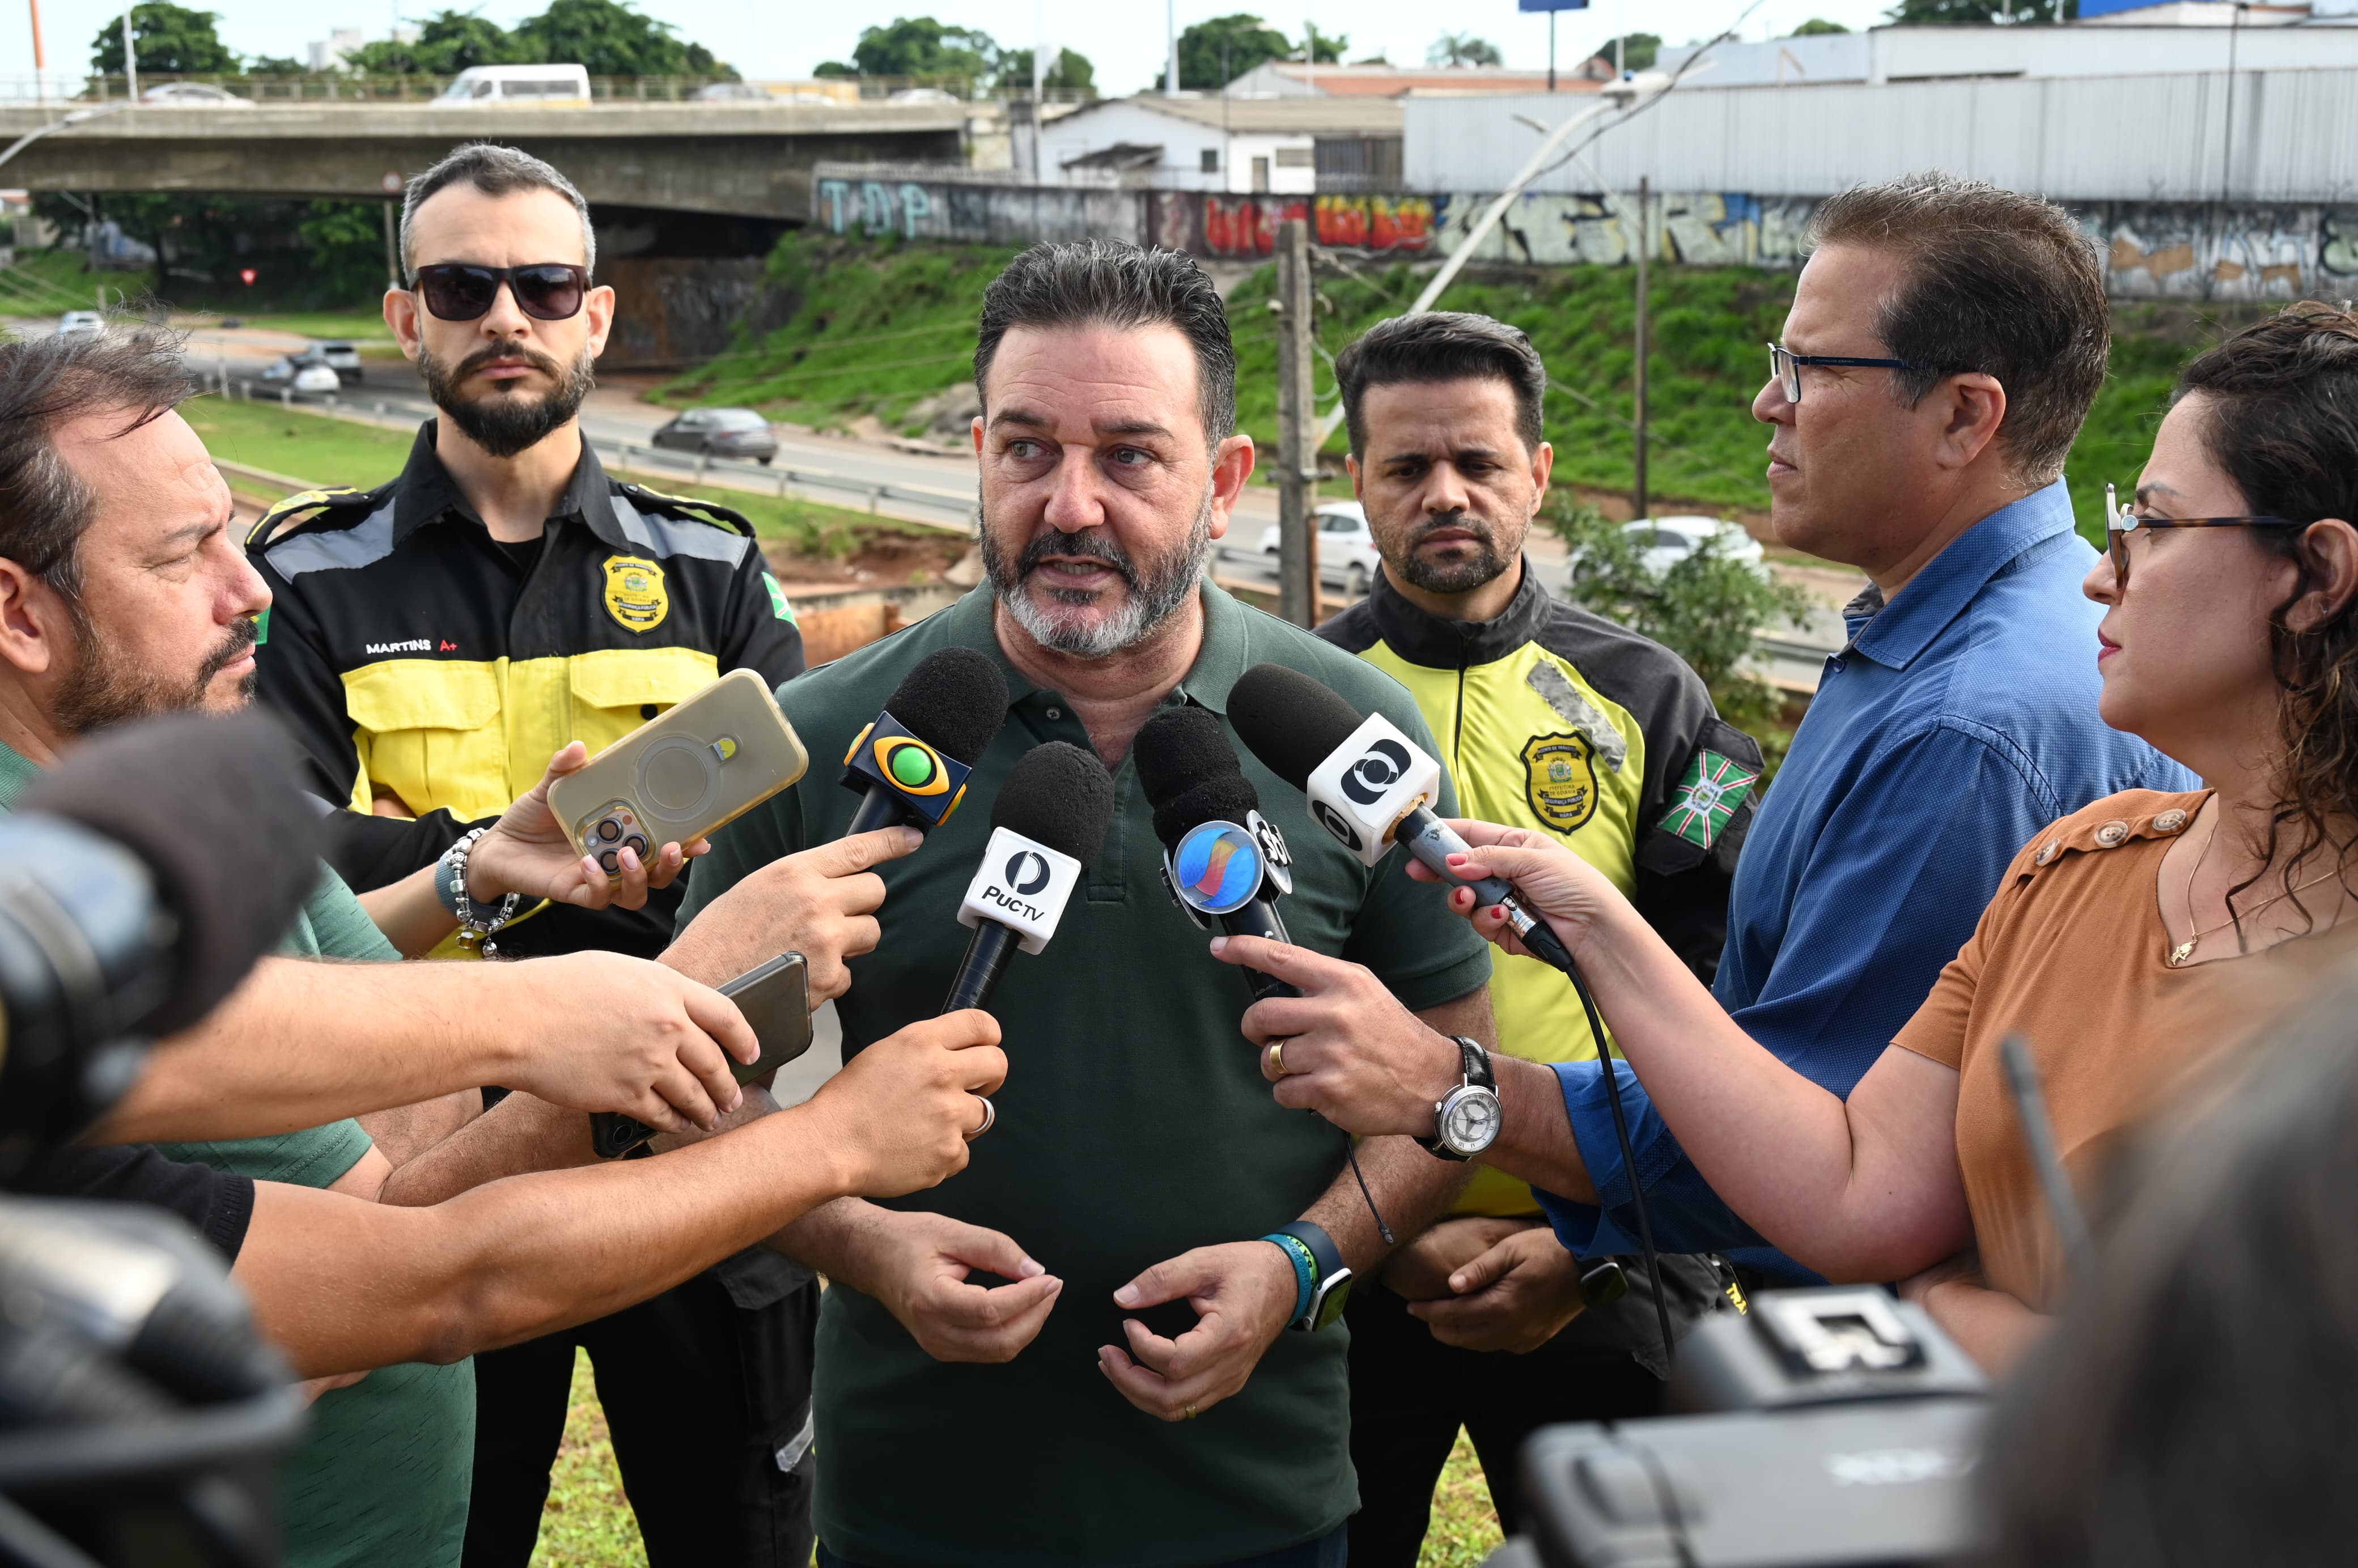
{"left": 436, "top": 65, "right": 593, "bottom": 105}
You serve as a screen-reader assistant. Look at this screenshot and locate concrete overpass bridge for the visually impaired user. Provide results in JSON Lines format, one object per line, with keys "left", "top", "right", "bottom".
{"left": 0, "top": 101, "right": 966, "bottom": 221}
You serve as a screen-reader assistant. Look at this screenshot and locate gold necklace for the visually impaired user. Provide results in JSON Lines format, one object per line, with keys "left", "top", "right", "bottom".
{"left": 2169, "top": 814, "right": 2344, "bottom": 967}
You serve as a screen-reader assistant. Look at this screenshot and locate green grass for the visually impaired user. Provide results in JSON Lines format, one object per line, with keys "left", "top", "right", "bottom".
{"left": 533, "top": 1349, "right": 1505, "bottom": 1568}
{"left": 667, "top": 233, "right": 2270, "bottom": 538}
{"left": 185, "top": 396, "right": 927, "bottom": 561}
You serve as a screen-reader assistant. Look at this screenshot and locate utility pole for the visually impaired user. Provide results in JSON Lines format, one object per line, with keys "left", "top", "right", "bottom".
{"left": 1165, "top": 0, "right": 1179, "bottom": 94}
{"left": 381, "top": 199, "right": 400, "bottom": 290}
{"left": 1274, "top": 218, "right": 1321, "bottom": 627}
{"left": 28, "top": 0, "right": 45, "bottom": 105}
{"left": 1549, "top": 11, "right": 1557, "bottom": 92}
{"left": 1632, "top": 175, "right": 1650, "bottom": 522}
{"left": 120, "top": 3, "right": 135, "bottom": 103}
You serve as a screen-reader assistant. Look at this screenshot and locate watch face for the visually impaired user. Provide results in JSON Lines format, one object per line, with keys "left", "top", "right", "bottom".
{"left": 1442, "top": 1087, "right": 1502, "bottom": 1155}
{"left": 1309, "top": 1267, "right": 1354, "bottom": 1331}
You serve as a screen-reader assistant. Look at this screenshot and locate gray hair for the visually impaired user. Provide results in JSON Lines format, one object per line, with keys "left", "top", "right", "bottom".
{"left": 399, "top": 142, "right": 596, "bottom": 278}
{"left": 974, "top": 240, "right": 1236, "bottom": 448}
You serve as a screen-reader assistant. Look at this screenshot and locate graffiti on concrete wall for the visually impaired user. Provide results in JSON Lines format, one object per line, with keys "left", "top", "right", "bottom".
{"left": 603, "top": 257, "right": 783, "bottom": 367}
{"left": 807, "top": 171, "right": 2358, "bottom": 302}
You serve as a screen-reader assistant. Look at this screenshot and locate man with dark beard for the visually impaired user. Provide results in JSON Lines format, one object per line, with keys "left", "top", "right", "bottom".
{"left": 678, "top": 240, "right": 1501, "bottom": 1568}
{"left": 1314, "top": 311, "right": 1759, "bottom": 1564}
{"left": 244, "top": 143, "right": 816, "bottom": 1568}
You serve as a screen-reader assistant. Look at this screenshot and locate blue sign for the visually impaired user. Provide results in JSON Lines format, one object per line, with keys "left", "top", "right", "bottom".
{"left": 1519, "top": 0, "right": 1591, "bottom": 10}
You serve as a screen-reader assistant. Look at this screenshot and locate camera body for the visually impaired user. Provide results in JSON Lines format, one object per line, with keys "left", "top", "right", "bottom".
{"left": 1507, "top": 1287, "right": 1992, "bottom": 1568}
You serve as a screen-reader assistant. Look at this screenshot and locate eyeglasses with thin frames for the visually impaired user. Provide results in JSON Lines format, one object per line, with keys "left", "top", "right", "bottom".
{"left": 1766, "top": 342, "right": 1921, "bottom": 404}
{"left": 2103, "top": 482, "right": 2310, "bottom": 592}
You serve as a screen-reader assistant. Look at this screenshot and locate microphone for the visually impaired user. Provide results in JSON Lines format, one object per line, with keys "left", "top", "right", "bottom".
{"left": 839, "top": 647, "right": 1009, "bottom": 837}
{"left": 1227, "top": 662, "right": 1576, "bottom": 974}
{"left": 1, "top": 712, "right": 326, "bottom": 1158}
{"left": 942, "top": 742, "right": 1116, "bottom": 1013}
{"left": 1133, "top": 706, "right": 1300, "bottom": 1002}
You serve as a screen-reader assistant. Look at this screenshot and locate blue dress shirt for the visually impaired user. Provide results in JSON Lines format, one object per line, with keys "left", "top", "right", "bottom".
{"left": 1536, "top": 481, "right": 2198, "bottom": 1266}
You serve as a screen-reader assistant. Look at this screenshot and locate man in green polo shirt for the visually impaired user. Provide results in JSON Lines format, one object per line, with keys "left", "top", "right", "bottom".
{"left": 682, "top": 241, "right": 1498, "bottom": 1567}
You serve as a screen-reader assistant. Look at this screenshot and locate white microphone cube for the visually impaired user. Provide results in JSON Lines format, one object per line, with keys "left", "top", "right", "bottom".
{"left": 1303, "top": 712, "right": 1444, "bottom": 868}
{"left": 957, "top": 826, "right": 1083, "bottom": 954}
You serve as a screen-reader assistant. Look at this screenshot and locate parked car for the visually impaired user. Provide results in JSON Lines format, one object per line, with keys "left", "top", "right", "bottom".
{"left": 434, "top": 65, "right": 593, "bottom": 104}
{"left": 1257, "top": 501, "right": 1384, "bottom": 597}
{"left": 140, "top": 82, "right": 253, "bottom": 107}
{"left": 259, "top": 343, "right": 361, "bottom": 387}
{"left": 1566, "top": 516, "right": 1767, "bottom": 590}
{"left": 694, "top": 82, "right": 772, "bottom": 102}
{"left": 651, "top": 407, "right": 779, "bottom": 464}
{"left": 261, "top": 354, "right": 343, "bottom": 394}
{"left": 55, "top": 311, "right": 104, "bottom": 339}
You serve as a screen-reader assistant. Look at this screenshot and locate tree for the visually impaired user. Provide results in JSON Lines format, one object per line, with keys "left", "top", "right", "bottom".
{"left": 1427, "top": 32, "right": 1503, "bottom": 67}
{"left": 1549, "top": 500, "right": 1813, "bottom": 770}
{"left": 512, "top": 0, "right": 689, "bottom": 76}
{"left": 998, "top": 46, "right": 1096, "bottom": 95}
{"left": 246, "top": 54, "right": 308, "bottom": 75}
{"left": 298, "top": 201, "right": 396, "bottom": 298}
{"left": 847, "top": 17, "right": 998, "bottom": 80}
{"left": 1884, "top": 0, "right": 2071, "bottom": 22}
{"left": 1177, "top": 14, "right": 1293, "bottom": 89}
{"left": 683, "top": 42, "right": 737, "bottom": 79}
{"left": 1593, "top": 32, "right": 1660, "bottom": 70}
{"left": 90, "top": 3, "right": 238, "bottom": 75}
{"left": 1789, "top": 17, "right": 1851, "bottom": 32}
{"left": 344, "top": 10, "right": 524, "bottom": 74}
{"left": 1304, "top": 23, "right": 1347, "bottom": 64}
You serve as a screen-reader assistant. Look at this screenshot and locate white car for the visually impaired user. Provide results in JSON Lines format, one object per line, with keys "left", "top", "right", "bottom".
{"left": 1257, "top": 502, "right": 1384, "bottom": 597}
{"left": 56, "top": 311, "right": 104, "bottom": 338}
{"left": 1570, "top": 516, "right": 1766, "bottom": 588}
{"left": 435, "top": 65, "right": 593, "bottom": 104}
{"left": 140, "top": 82, "right": 254, "bottom": 107}
{"left": 262, "top": 356, "right": 343, "bottom": 394}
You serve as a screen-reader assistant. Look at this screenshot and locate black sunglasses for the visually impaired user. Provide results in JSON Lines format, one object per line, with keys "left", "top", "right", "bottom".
{"left": 2102, "top": 482, "right": 2310, "bottom": 592}
{"left": 408, "top": 262, "right": 589, "bottom": 323}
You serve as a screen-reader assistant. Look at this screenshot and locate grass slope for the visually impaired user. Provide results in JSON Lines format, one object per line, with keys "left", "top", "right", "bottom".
{"left": 531, "top": 1349, "right": 1504, "bottom": 1567}
{"left": 658, "top": 235, "right": 2274, "bottom": 547}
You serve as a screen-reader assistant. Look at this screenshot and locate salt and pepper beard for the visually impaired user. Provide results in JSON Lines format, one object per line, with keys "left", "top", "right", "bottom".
{"left": 1392, "top": 510, "right": 1513, "bottom": 596}
{"left": 52, "top": 608, "right": 258, "bottom": 735}
{"left": 418, "top": 339, "right": 596, "bottom": 460}
{"left": 981, "top": 487, "right": 1215, "bottom": 660}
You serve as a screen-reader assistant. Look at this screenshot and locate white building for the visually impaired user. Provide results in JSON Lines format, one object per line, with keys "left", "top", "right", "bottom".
{"left": 1220, "top": 60, "right": 1604, "bottom": 97}
{"left": 1032, "top": 95, "right": 1405, "bottom": 194}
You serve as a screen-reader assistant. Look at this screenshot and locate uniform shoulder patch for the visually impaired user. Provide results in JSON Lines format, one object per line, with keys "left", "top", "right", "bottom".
{"left": 618, "top": 483, "right": 753, "bottom": 537}
{"left": 1660, "top": 749, "right": 1761, "bottom": 851}
{"left": 244, "top": 486, "right": 373, "bottom": 551}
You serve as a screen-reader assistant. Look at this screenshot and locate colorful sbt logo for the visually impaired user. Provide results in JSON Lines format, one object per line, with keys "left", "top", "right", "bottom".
{"left": 1170, "top": 820, "right": 1266, "bottom": 916}
{"left": 838, "top": 711, "right": 973, "bottom": 828}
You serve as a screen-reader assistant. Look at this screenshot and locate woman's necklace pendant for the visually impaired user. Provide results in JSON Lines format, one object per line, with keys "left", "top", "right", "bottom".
{"left": 2168, "top": 938, "right": 2198, "bottom": 968}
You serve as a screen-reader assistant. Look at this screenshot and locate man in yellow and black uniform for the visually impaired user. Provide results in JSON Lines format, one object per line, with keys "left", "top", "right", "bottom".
{"left": 250, "top": 143, "right": 816, "bottom": 1568}
{"left": 1317, "top": 312, "right": 1759, "bottom": 1565}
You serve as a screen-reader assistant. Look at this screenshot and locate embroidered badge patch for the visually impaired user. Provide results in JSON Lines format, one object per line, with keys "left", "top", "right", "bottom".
{"left": 1662, "top": 750, "right": 1760, "bottom": 849}
{"left": 1520, "top": 733, "right": 1599, "bottom": 833}
{"left": 762, "top": 571, "right": 796, "bottom": 624}
{"left": 602, "top": 555, "right": 668, "bottom": 634}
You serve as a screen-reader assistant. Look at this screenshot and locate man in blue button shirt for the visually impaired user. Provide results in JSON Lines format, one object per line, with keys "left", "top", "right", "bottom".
{"left": 1218, "top": 175, "right": 2195, "bottom": 1286}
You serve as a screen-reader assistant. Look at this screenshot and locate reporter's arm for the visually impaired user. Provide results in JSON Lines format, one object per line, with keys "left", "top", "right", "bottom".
{"left": 1900, "top": 1256, "right": 2049, "bottom": 1375}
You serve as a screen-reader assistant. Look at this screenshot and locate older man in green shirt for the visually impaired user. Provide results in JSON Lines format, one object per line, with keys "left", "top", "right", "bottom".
{"left": 684, "top": 241, "right": 1498, "bottom": 1567}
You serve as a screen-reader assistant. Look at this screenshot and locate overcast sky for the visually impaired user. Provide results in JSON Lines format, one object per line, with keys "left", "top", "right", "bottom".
{"left": 3, "top": 0, "right": 1902, "bottom": 87}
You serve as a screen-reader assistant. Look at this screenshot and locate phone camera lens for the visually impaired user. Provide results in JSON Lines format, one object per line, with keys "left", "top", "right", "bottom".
{"left": 599, "top": 850, "right": 621, "bottom": 874}
{"left": 596, "top": 819, "right": 622, "bottom": 842}
{"left": 623, "top": 836, "right": 650, "bottom": 859}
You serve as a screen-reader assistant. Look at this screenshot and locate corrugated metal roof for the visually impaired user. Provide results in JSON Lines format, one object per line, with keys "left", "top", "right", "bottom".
{"left": 1063, "top": 94, "right": 1405, "bottom": 137}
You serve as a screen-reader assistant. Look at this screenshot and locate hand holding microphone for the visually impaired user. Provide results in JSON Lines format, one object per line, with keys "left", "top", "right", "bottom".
{"left": 839, "top": 647, "right": 1008, "bottom": 837}
{"left": 1399, "top": 818, "right": 1631, "bottom": 964}
{"left": 943, "top": 742, "right": 1116, "bottom": 1014}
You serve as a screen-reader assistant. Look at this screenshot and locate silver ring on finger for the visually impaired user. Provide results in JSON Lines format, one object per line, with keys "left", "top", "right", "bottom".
{"left": 965, "top": 1095, "right": 995, "bottom": 1141}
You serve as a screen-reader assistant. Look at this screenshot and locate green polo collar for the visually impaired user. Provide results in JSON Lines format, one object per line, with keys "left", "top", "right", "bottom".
{"left": 0, "top": 735, "right": 41, "bottom": 811}
{"left": 939, "top": 577, "right": 1253, "bottom": 715}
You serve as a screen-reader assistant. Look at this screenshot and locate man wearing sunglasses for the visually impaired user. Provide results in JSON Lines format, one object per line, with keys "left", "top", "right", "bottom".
{"left": 1463, "top": 175, "right": 2196, "bottom": 1291}
{"left": 246, "top": 143, "right": 816, "bottom": 1568}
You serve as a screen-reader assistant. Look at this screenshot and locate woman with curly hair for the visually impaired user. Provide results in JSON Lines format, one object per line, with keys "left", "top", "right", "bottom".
{"left": 1409, "top": 302, "right": 2358, "bottom": 1371}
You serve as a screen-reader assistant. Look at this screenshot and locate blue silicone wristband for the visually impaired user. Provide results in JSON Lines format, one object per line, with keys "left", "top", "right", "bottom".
{"left": 1262, "top": 1233, "right": 1315, "bottom": 1327}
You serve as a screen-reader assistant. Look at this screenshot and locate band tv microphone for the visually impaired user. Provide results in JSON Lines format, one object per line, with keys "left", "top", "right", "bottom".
{"left": 1227, "top": 662, "right": 1577, "bottom": 975}
{"left": 839, "top": 647, "right": 1008, "bottom": 837}
{"left": 1133, "top": 706, "right": 1300, "bottom": 1002}
{"left": 942, "top": 742, "right": 1116, "bottom": 1013}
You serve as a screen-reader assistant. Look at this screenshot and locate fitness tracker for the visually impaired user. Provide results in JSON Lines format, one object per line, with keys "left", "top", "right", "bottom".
{"left": 1264, "top": 1220, "right": 1354, "bottom": 1332}
{"left": 1420, "top": 1035, "right": 1501, "bottom": 1161}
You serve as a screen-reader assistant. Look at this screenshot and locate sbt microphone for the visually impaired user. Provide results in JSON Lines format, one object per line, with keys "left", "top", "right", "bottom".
{"left": 1133, "top": 705, "right": 1300, "bottom": 1002}
{"left": 944, "top": 742, "right": 1116, "bottom": 1013}
{"left": 1227, "top": 662, "right": 1577, "bottom": 974}
{"left": 839, "top": 646, "right": 1008, "bottom": 836}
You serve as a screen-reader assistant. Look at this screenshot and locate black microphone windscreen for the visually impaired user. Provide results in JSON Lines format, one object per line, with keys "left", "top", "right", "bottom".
{"left": 992, "top": 742, "right": 1116, "bottom": 867}
{"left": 1228, "top": 664, "right": 1367, "bottom": 791}
{"left": 1132, "top": 707, "right": 1261, "bottom": 851}
{"left": 19, "top": 712, "right": 325, "bottom": 1037}
{"left": 884, "top": 647, "right": 1009, "bottom": 764}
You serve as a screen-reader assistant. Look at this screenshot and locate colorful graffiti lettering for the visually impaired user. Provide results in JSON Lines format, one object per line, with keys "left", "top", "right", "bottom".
{"left": 815, "top": 178, "right": 933, "bottom": 239}
{"left": 1313, "top": 194, "right": 1436, "bottom": 252}
{"left": 1199, "top": 197, "right": 1310, "bottom": 260}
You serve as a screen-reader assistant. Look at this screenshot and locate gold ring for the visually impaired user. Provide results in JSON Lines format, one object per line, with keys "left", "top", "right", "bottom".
{"left": 1267, "top": 1040, "right": 1290, "bottom": 1077}
{"left": 964, "top": 1096, "right": 995, "bottom": 1141}
{"left": 1184, "top": 1403, "right": 1199, "bottom": 1420}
